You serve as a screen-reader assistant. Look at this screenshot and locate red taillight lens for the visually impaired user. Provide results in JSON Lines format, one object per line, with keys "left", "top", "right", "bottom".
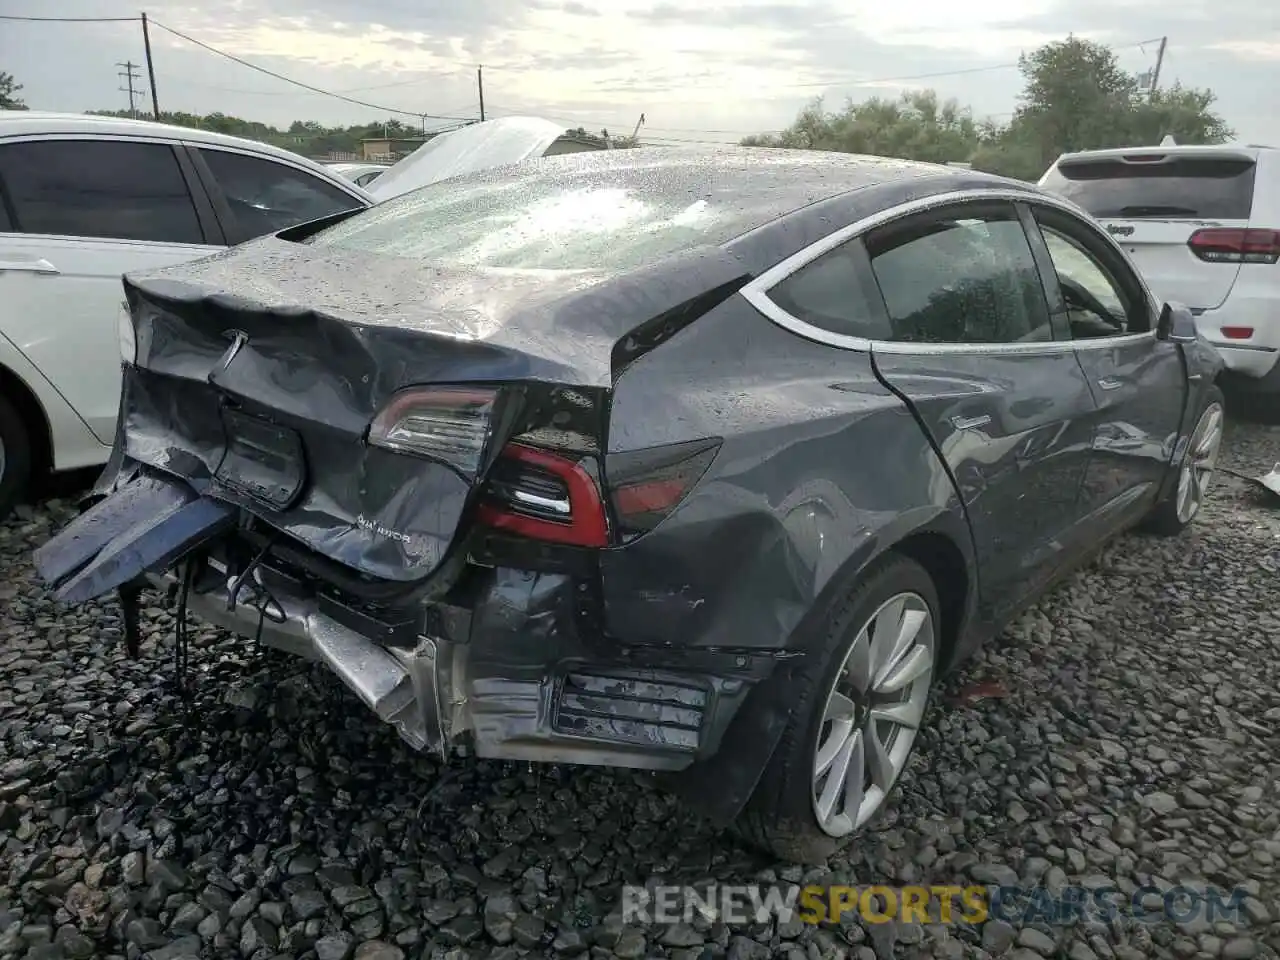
{"left": 1187, "top": 228, "right": 1280, "bottom": 264}
{"left": 1220, "top": 326, "right": 1255, "bottom": 340}
{"left": 476, "top": 443, "right": 609, "bottom": 547}
{"left": 606, "top": 438, "right": 721, "bottom": 538}
{"left": 367, "top": 386, "right": 497, "bottom": 477}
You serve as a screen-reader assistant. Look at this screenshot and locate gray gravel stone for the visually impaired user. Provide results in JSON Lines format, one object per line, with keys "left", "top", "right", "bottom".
{"left": 3, "top": 418, "right": 1280, "bottom": 960}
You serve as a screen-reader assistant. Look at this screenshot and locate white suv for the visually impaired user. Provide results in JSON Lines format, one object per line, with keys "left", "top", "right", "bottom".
{"left": 1040, "top": 144, "right": 1279, "bottom": 401}
{"left": 0, "top": 112, "right": 373, "bottom": 515}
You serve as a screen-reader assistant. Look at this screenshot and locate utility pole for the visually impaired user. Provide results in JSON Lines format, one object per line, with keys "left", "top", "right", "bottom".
{"left": 141, "top": 12, "right": 161, "bottom": 120}
{"left": 477, "top": 66, "right": 485, "bottom": 122}
{"left": 117, "top": 61, "right": 143, "bottom": 118}
{"left": 1148, "top": 37, "right": 1167, "bottom": 98}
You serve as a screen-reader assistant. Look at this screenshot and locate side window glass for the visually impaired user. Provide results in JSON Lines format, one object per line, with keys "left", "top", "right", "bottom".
{"left": 0, "top": 194, "right": 12, "bottom": 232}
{"left": 767, "top": 242, "right": 894, "bottom": 340}
{"left": 866, "top": 205, "right": 1053, "bottom": 344}
{"left": 1037, "top": 221, "right": 1139, "bottom": 338}
{"left": 199, "top": 149, "right": 360, "bottom": 238}
{"left": 0, "top": 139, "right": 204, "bottom": 244}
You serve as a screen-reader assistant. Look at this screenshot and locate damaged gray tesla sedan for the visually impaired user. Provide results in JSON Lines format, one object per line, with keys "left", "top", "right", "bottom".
{"left": 34, "top": 147, "right": 1225, "bottom": 862}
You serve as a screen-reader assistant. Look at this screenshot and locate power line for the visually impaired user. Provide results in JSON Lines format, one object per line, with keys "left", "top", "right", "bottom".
{"left": 0, "top": 14, "right": 139, "bottom": 21}
{"left": 148, "top": 19, "right": 477, "bottom": 122}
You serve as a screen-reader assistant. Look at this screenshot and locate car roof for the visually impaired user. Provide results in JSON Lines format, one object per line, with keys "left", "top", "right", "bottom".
{"left": 410, "top": 144, "right": 1020, "bottom": 222}
{"left": 0, "top": 111, "right": 373, "bottom": 194}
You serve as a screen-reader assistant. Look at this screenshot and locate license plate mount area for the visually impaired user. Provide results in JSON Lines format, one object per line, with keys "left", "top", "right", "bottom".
{"left": 214, "top": 408, "right": 306, "bottom": 511}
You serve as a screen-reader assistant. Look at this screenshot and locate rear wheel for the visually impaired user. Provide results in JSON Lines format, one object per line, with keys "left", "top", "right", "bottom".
{"left": 1145, "top": 385, "right": 1224, "bottom": 536}
{"left": 0, "top": 395, "right": 31, "bottom": 521}
{"left": 736, "top": 554, "right": 939, "bottom": 863}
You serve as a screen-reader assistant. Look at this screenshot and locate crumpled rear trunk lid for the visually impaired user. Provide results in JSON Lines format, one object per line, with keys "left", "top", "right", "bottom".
{"left": 37, "top": 236, "right": 749, "bottom": 599}
{"left": 116, "top": 239, "right": 624, "bottom": 584}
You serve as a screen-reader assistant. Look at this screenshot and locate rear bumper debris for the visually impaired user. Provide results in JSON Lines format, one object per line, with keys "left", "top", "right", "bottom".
{"left": 158, "top": 563, "right": 754, "bottom": 771}
{"left": 35, "top": 467, "right": 772, "bottom": 790}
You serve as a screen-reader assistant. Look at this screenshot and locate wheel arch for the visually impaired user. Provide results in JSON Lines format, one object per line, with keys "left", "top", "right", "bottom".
{"left": 663, "top": 508, "right": 980, "bottom": 828}
{"left": 0, "top": 362, "right": 53, "bottom": 478}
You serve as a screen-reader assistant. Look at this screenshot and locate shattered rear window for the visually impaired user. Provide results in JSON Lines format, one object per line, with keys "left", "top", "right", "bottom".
{"left": 307, "top": 168, "right": 804, "bottom": 272}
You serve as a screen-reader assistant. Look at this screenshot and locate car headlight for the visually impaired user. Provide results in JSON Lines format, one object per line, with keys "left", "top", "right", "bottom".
{"left": 118, "top": 302, "right": 136, "bottom": 365}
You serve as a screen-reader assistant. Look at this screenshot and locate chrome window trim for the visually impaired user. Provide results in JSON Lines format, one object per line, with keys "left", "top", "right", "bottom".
{"left": 740, "top": 186, "right": 1165, "bottom": 357}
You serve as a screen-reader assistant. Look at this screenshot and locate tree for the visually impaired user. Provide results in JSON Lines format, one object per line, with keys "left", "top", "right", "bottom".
{"left": 977, "top": 36, "right": 1231, "bottom": 178}
{"left": 742, "top": 37, "right": 1232, "bottom": 181}
{"left": 1, "top": 71, "right": 27, "bottom": 110}
{"left": 743, "top": 90, "right": 983, "bottom": 164}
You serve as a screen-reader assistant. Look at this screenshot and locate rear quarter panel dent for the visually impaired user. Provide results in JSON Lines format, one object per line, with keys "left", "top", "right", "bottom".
{"left": 601, "top": 298, "right": 974, "bottom": 652}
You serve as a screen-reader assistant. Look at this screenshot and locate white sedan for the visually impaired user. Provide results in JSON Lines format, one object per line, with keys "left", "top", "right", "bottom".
{"left": 0, "top": 112, "right": 374, "bottom": 516}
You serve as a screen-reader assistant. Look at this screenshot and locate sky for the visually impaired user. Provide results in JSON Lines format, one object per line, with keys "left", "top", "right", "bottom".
{"left": 0, "top": 0, "right": 1274, "bottom": 146}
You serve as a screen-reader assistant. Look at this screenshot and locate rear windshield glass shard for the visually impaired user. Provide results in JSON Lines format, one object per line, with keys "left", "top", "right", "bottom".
{"left": 307, "top": 165, "right": 821, "bottom": 272}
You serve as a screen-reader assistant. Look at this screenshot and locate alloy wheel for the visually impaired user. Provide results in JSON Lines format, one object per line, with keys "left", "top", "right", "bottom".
{"left": 1175, "top": 400, "right": 1224, "bottom": 524}
{"left": 811, "top": 591, "right": 936, "bottom": 837}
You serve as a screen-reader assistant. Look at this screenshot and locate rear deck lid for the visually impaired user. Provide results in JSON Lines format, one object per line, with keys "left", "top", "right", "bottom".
{"left": 1040, "top": 150, "right": 1258, "bottom": 310}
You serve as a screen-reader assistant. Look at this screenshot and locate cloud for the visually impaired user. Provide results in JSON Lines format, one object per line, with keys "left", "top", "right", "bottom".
{"left": 1, "top": 0, "right": 1274, "bottom": 144}
{"left": 1208, "top": 39, "right": 1280, "bottom": 62}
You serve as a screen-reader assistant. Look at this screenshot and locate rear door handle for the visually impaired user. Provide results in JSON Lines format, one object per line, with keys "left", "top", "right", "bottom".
{"left": 0, "top": 258, "right": 59, "bottom": 275}
{"left": 1097, "top": 377, "right": 1124, "bottom": 391}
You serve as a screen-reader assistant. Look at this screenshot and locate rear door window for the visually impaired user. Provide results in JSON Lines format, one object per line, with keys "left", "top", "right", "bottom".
{"left": 1041, "top": 155, "right": 1256, "bottom": 220}
{"left": 197, "top": 149, "right": 361, "bottom": 241}
{"left": 864, "top": 203, "right": 1054, "bottom": 344}
{"left": 0, "top": 138, "right": 205, "bottom": 244}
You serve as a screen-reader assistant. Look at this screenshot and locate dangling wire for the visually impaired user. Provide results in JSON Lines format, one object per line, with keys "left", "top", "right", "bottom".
{"left": 225, "top": 534, "right": 286, "bottom": 660}
{"left": 173, "top": 559, "right": 195, "bottom": 715}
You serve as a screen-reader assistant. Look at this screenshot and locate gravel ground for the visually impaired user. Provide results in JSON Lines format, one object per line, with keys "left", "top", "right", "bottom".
{"left": 2, "top": 417, "right": 1278, "bottom": 960}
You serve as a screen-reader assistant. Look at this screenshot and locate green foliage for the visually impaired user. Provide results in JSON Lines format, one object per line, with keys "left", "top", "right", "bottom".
{"left": 1, "top": 71, "right": 27, "bottom": 111}
{"left": 84, "top": 109, "right": 430, "bottom": 157}
{"left": 79, "top": 108, "right": 636, "bottom": 158}
{"left": 744, "top": 36, "right": 1233, "bottom": 181}
{"left": 742, "top": 90, "right": 981, "bottom": 166}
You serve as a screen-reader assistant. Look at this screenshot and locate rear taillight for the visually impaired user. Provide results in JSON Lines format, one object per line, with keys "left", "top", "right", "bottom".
{"left": 605, "top": 438, "right": 721, "bottom": 538}
{"left": 476, "top": 443, "right": 609, "bottom": 547}
{"left": 368, "top": 386, "right": 497, "bottom": 476}
{"left": 1188, "top": 228, "right": 1280, "bottom": 264}
{"left": 1221, "top": 326, "right": 1255, "bottom": 339}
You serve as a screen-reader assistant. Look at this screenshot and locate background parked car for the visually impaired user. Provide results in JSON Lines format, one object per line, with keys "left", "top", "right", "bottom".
{"left": 367, "top": 115, "right": 606, "bottom": 201}
{"left": 1039, "top": 143, "right": 1279, "bottom": 408}
{"left": 37, "top": 148, "right": 1225, "bottom": 863}
{"left": 324, "top": 161, "right": 391, "bottom": 187}
{"left": 0, "top": 111, "right": 374, "bottom": 516}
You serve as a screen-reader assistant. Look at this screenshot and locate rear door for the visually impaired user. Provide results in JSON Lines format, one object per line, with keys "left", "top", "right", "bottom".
{"left": 1025, "top": 201, "right": 1187, "bottom": 536}
{"left": 1040, "top": 151, "right": 1258, "bottom": 311}
{"left": 851, "top": 199, "right": 1098, "bottom": 621}
{"left": 0, "top": 136, "right": 224, "bottom": 443}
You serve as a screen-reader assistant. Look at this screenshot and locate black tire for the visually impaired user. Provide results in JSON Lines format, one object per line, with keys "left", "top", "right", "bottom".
{"left": 735, "top": 553, "right": 941, "bottom": 863}
{"left": 1143, "top": 384, "right": 1225, "bottom": 537}
{"left": 0, "top": 394, "right": 31, "bottom": 521}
